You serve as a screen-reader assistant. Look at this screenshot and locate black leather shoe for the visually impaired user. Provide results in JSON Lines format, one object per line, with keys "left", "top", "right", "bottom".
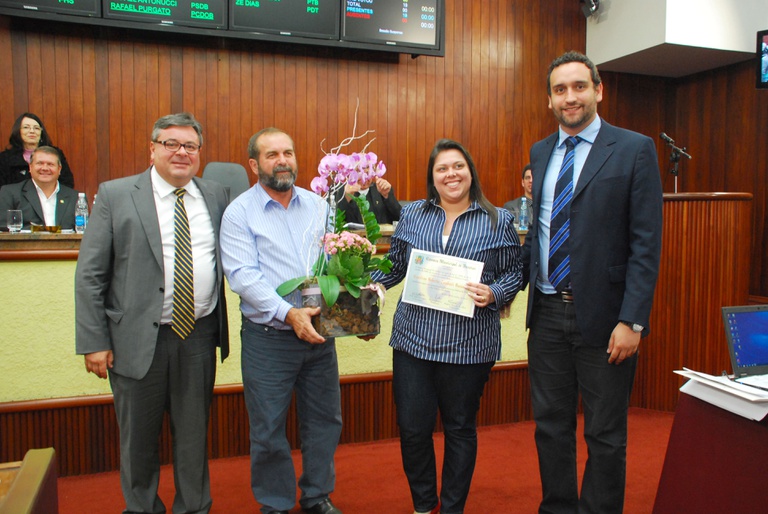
{"left": 303, "top": 498, "right": 343, "bottom": 514}
{"left": 265, "top": 511, "right": 289, "bottom": 514}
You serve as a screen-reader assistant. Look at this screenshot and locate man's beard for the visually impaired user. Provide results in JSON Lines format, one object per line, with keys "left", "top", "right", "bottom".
{"left": 259, "top": 165, "right": 296, "bottom": 192}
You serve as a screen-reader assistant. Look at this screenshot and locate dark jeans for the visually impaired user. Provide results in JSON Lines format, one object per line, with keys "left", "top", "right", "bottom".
{"left": 527, "top": 292, "right": 637, "bottom": 514}
{"left": 393, "top": 349, "right": 494, "bottom": 514}
{"left": 240, "top": 319, "right": 342, "bottom": 513}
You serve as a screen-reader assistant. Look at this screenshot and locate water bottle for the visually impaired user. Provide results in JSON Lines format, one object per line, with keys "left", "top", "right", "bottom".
{"left": 75, "top": 192, "right": 89, "bottom": 234}
{"left": 518, "top": 197, "right": 529, "bottom": 231}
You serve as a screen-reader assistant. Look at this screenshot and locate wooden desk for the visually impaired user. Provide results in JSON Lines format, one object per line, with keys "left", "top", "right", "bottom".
{"left": 0, "top": 234, "right": 81, "bottom": 260}
{"left": 653, "top": 393, "right": 768, "bottom": 513}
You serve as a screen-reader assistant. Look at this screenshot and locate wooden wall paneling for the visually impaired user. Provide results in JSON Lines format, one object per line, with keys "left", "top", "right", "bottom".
{"left": 632, "top": 194, "right": 752, "bottom": 411}
{"left": 0, "top": 17, "right": 14, "bottom": 133}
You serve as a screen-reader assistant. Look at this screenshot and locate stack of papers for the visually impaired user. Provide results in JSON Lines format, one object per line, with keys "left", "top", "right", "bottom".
{"left": 675, "top": 368, "right": 768, "bottom": 421}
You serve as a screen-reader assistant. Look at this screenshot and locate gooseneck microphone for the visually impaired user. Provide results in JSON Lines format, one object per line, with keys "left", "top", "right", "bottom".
{"left": 659, "top": 132, "right": 675, "bottom": 144}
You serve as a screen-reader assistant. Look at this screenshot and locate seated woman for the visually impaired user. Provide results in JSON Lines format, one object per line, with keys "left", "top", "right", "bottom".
{"left": 0, "top": 112, "right": 75, "bottom": 189}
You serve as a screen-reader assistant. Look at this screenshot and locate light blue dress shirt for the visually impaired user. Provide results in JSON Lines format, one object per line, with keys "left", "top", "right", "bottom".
{"left": 220, "top": 183, "right": 329, "bottom": 330}
{"left": 536, "top": 115, "right": 602, "bottom": 294}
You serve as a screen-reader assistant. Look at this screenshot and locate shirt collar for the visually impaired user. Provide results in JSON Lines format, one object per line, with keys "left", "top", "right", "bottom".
{"left": 255, "top": 181, "right": 298, "bottom": 210}
{"left": 32, "top": 179, "right": 59, "bottom": 198}
{"left": 557, "top": 114, "right": 601, "bottom": 148}
{"left": 150, "top": 166, "right": 201, "bottom": 199}
{"left": 427, "top": 197, "right": 485, "bottom": 214}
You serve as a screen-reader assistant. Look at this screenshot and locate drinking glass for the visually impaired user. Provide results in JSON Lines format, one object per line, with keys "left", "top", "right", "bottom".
{"left": 7, "top": 210, "right": 22, "bottom": 233}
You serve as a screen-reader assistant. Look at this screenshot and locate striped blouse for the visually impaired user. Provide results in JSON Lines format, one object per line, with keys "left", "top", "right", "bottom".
{"left": 371, "top": 199, "right": 522, "bottom": 364}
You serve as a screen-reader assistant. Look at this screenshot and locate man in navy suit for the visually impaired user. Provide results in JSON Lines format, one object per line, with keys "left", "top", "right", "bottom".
{"left": 521, "top": 51, "right": 663, "bottom": 513}
{"left": 0, "top": 146, "right": 78, "bottom": 229}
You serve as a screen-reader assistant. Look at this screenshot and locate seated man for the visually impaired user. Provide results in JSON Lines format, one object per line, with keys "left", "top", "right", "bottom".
{"left": 503, "top": 163, "right": 533, "bottom": 224}
{"left": 0, "top": 146, "right": 79, "bottom": 230}
{"left": 337, "top": 175, "right": 401, "bottom": 225}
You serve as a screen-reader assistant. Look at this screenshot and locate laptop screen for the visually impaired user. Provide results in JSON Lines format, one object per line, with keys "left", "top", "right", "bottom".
{"left": 722, "top": 305, "right": 768, "bottom": 376}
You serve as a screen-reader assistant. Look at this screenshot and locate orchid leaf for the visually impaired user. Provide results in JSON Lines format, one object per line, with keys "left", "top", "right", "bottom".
{"left": 276, "top": 276, "right": 307, "bottom": 297}
{"left": 318, "top": 274, "right": 340, "bottom": 307}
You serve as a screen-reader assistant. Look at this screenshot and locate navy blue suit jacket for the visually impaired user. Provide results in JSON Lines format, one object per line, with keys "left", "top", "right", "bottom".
{"left": 522, "top": 121, "right": 663, "bottom": 346}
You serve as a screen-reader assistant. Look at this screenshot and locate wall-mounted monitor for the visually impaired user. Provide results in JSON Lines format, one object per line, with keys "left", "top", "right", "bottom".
{"left": 341, "top": 0, "right": 443, "bottom": 56}
{"left": 0, "top": 0, "right": 100, "bottom": 17}
{"left": 0, "top": 0, "right": 445, "bottom": 57}
{"left": 758, "top": 29, "right": 768, "bottom": 90}
{"left": 230, "top": 0, "right": 339, "bottom": 40}
{"left": 103, "top": 0, "right": 227, "bottom": 30}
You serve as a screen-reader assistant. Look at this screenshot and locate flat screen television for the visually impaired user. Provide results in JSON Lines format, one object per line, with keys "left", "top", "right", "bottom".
{"left": 103, "top": 0, "right": 227, "bottom": 30}
{"left": 341, "top": 0, "right": 444, "bottom": 56}
{"left": 758, "top": 29, "right": 768, "bottom": 89}
{"left": 230, "top": 0, "right": 339, "bottom": 40}
{"left": 0, "top": 0, "right": 100, "bottom": 17}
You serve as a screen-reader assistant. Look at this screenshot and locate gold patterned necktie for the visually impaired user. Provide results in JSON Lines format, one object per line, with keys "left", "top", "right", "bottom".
{"left": 172, "top": 188, "right": 195, "bottom": 339}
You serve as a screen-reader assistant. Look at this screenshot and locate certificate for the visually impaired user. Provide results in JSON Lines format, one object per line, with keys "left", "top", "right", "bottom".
{"left": 401, "top": 249, "right": 485, "bottom": 318}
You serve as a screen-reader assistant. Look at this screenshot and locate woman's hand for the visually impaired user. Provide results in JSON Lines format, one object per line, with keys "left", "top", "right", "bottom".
{"left": 465, "top": 282, "right": 494, "bottom": 308}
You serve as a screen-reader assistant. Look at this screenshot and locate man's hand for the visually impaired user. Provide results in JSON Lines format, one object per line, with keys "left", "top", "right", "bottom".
{"left": 344, "top": 182, "right": 362, "bottom": 199}
{"left": 84, "top": 350, "right": 114, "bottom": 379}
{"left": 285, "top": 307, "right": 326, "bottom": 344}
{"left": 607, "top": 323, "right": 641, "bottom": 364}
{"left": 375, "top": 177, "right": 393, "bottom": 198}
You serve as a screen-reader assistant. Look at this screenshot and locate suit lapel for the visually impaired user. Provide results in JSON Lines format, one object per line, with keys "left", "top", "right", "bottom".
{"left": 22, "top": 181, "right": 45, "bottom": 222}
{"left": 55, "top": 188, "right": 75, "bottom": 226}
{"left": 533, "top": 134, "right": 558, "bottom": 210}
{"left": 194, "top": 177, "right": 222, "bottom": 241}
{"left": 573, "top": 123, "right": 616, "bottom": 200}
{"left": 131, "top": 170, "right": 164, "bottom": 268}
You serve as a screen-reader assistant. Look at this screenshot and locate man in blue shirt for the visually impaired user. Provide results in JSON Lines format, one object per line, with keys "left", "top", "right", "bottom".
{"left": 220, "top": 128, "right": 343, "bottom": 514}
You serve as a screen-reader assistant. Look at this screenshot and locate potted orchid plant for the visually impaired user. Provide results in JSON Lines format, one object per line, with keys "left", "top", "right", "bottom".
{"left": 276, "top": 133, "right": 392, "bottom": 337}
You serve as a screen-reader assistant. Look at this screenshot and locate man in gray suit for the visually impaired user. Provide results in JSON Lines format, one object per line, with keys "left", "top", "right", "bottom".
{"left": 0, "top": 146, "right": 78, "bottom": 230}
{"left": 75, "top": 113, "right": 229, "bottom": 514}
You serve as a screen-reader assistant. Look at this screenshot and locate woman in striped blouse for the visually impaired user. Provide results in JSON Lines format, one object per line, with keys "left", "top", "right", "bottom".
{"left": 371, "top": 139, "right": 523, "bottom": 514}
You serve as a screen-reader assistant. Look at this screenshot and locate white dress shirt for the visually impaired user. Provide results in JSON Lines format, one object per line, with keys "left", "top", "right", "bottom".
{"left": 151, "top": 167, "right": 217, "bottom": 323}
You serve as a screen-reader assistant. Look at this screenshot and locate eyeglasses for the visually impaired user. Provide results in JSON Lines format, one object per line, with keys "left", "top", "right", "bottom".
{"left": 154, "top": 139, "right": 201, "bottom": 154}
{"left": 21, "top": 125, "right": 42, "bottom": 132}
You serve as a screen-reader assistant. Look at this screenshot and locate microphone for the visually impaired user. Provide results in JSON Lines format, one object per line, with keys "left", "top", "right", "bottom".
{"left": 660, "top": 132, "right": 675, "bottom": 144}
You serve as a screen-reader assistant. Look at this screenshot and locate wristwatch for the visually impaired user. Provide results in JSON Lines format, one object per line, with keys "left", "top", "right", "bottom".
{"left": 620, "top": 321, "right": 644, "bottom": 333}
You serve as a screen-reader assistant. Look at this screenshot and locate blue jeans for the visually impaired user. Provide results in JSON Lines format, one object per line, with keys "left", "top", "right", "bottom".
{"left": 240, "top": 319, "right": 343, "bottom": 513}
{"left": 527, "top": 292, "right": 637, "bottom": 514}
{"left": 393, "top": 349, "right": 494, "bottom": 514}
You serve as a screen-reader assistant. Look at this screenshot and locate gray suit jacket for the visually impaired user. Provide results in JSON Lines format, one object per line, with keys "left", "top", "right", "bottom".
{"left": 522, "top": 121, "right": 663, "bottom": 346}
{"left": 0, "top": 179, "right": 79, "bottom": 229}
{"left": 75, "top": 169, "right": 229, "bottom": 380}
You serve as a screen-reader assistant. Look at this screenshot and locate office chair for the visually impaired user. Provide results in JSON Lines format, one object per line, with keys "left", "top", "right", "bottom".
{"left": 202, "top": 162, "right": 251, "bottom": 202}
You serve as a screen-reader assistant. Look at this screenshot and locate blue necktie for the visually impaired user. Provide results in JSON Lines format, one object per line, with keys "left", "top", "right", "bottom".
{"left": 172, "top": 188, "right": 195, "bottom": 339}
{"left": 549, "top": 136, "right": 580, "bottom": 292}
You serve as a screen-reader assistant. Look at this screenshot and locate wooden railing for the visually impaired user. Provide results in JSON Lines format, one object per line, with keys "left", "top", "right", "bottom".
{"left": 0, "top": 364, "right": 532, "bottom": 478}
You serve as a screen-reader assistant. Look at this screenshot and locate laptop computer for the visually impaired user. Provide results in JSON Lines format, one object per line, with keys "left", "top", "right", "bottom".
{"left": 722, "top": 304, "right": 768, "bottom": 391}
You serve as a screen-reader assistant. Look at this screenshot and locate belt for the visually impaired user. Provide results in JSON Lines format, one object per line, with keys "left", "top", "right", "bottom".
{"left": 538, "top": 288, "right": 574, "bottom": 304}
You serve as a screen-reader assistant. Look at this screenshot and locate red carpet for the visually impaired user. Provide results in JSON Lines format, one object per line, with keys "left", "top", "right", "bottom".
{"left": 58, "top": 408, "right": 673, "bottom": 513}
